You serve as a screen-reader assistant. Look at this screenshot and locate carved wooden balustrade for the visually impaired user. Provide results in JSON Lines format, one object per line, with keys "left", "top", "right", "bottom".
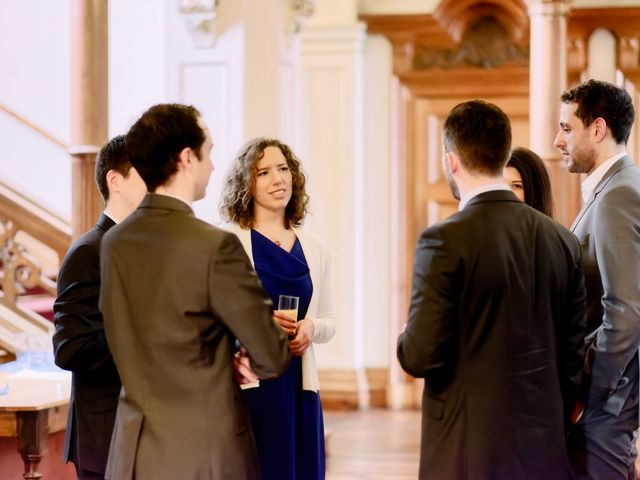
{"left": 0, "top": 180, "right": 72, "bottom": 356}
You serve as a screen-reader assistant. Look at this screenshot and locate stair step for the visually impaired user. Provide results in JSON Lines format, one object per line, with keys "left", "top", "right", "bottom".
{"left": 17, "top": 295, "right": 55, "bottom": 322}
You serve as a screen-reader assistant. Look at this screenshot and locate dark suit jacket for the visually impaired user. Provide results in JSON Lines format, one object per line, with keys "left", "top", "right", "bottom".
{"left": 100, "top": 193, "right": 291, "bottom": 480}
{"left": 397, "top": 190, "right": 587, "bottom": 480}
{"left": 571, "top": 155, "right": 640, "bottom": 417}
{"left": 53, "top": 213, "right": 120, "bottom": 475}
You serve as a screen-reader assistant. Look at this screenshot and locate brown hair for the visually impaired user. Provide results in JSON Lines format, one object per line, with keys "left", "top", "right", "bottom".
{"left": 561, "top": 79, "right": 634, "bottom": 145}
{"left": 220, "top": 138, "right": 309, "bottom": 228}
{"left": 126, "top": 104, "right": 205, "bottom": 192}
{"left": 443, "top": 100, "right": 512, "bottom": 176}
{"left": 95, "top": 135, "right": 134, "bottom": 202}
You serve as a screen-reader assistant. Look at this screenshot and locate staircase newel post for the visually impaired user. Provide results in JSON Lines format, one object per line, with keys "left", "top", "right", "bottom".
{"left": 69, "top": 0, "right": 108, "bottom": 239}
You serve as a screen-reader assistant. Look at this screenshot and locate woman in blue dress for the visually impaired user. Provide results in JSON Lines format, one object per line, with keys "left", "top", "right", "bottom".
{"left": 220, "top": 138, "right": 336, "bottom": 480}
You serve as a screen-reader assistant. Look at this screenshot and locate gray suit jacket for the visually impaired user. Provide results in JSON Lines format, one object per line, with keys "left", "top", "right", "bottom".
{"left": 571, "top": 155, "right": 640, "bottom": 416}
{"left": 100, "top": 193, "right": 290, "bottom": 480}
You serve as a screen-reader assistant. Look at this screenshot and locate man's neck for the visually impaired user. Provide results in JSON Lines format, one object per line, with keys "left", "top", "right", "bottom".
{"left": 154, "top": 185, "right": 193, "bottom": 207}
{"left": 456, "top": 174, "right": 506, "bottom": 200}
{"left": 103, "top": 204, "right": 124, "bottom": 224}
{"left": 588, "top": 144, "right": 627, "bottom": 176}
{"left": 252, "top": 207, "right": 287, "bottom": 232}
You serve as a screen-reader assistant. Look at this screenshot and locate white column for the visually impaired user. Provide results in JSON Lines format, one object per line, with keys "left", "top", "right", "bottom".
{"left": 298, "top": 0, "right": 368, "bottom": 403}
{"left": 528, "top": 0, "right": 572, "bottom": 226}
{"left": 588, "top": 28, "right": 617, "bottom": 84}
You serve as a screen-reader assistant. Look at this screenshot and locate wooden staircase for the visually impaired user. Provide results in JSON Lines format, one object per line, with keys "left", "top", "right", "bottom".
{"left": 0, "top": 179, "right": 71, "bottom": 358}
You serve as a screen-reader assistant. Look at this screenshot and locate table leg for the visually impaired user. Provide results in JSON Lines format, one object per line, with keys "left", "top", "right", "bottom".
{"left": 16, "top": 410, "right": 48, "bottom": 480}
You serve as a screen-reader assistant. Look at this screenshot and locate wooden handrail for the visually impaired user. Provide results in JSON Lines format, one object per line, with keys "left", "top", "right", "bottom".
{"left": 0, "top": 180, "right": 71, "bottom": 263}
{"left": 0, "top": 102, "right": 68, "bottom": 151}
{"left": 0, "top": 182, "right": 68, "bottom": 351}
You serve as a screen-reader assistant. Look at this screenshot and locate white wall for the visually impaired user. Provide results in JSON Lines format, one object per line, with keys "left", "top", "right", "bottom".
{"left": 164, "top": 0, "right": 245, "bottom": 225}
{"left": 0, "top": 0, "right": 71, "bottom": 217}
{"left": 161, "top": 0, "right": 301, "bottom": 224}
{"left": 109, "top": 0, "right": 168, "bottom": 137}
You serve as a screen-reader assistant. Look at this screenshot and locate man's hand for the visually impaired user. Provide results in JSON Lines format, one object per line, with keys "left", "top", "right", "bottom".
{"left": 233, "top": 348, "right": 258, "bottom": 385}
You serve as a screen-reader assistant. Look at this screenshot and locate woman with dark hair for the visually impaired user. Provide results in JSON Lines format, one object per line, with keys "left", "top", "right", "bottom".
{"left": 220, "top": 138, "right": 335, "bottom": 480}
{"left": 505, "top": 146, "right": 554, "bottom": 217}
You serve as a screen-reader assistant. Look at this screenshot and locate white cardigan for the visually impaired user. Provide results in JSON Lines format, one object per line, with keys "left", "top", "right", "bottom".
{"left": 230, "top": 224, "right": 336, "bottom": 392}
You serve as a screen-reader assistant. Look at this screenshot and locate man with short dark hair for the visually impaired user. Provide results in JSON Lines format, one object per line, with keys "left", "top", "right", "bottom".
{"left": 53, "top": 135, "right": 146, "bottom": 480}
{"left": 101, "top": 103, "right": 290, "bottom": 480}
{"left": 398, "top": 100, "right": 587, "bottom": 479}
{"left": 556, "top": 79, "right": 640, "bottom": 480}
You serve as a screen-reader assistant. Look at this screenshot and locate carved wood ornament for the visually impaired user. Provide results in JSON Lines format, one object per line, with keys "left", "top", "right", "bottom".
{"left": 362, "top": 0, "right": 531, "bottom": 98}
{"left": 424, "top": 0, "right": 529, "bottom": 69}
{"left": 364, "top": 3, "right": 640, "bottom": 93}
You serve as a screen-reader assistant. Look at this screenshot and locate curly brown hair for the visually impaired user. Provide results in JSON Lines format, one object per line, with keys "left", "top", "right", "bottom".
{"left": 220, "top": 138, "right": 309, "bottom": 229}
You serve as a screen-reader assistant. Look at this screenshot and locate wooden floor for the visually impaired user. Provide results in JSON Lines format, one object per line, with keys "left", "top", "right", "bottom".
{"left": 325, "top": 409, "right": 421, "bottom": 480}
{"left": 325, "top": 409, "right": 640, "bottom": 480}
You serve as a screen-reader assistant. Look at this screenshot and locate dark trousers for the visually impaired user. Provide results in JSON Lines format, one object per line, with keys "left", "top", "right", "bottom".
{"left": 568, "top": 385, "right": 639, "bottom": 480}
{"left": 75, "top": 464, "right": 105, "bottom": 480}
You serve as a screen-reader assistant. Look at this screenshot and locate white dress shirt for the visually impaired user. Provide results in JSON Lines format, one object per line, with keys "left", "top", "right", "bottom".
{"left": 459, "top": 183, "right": 511, "bottom": 211}
{"left": 581, "top": 151, "right": 627, "bottom": 202}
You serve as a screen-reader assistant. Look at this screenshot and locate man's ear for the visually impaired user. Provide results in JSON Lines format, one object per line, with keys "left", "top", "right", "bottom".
{"left": 445, "top": 150, "right": 459, "bottom": 174}
{"left": 592, "top": 117, "right": 608, "bottom": 142}
{"left": 176, "top": 147, "right": 192, "bottom": 171}
{"left": 106, "top": 169, "right": 122, "bottom": 193}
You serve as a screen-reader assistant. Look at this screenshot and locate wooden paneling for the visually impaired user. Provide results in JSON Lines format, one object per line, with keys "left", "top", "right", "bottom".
{"left": 360, "top": 4, "right": 640, "bottom": 408}
{"left": 319, "top": 368, "right": 391, "bottom": 409}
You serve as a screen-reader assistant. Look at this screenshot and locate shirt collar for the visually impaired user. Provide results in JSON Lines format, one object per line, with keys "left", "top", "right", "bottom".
{"left": 581, "top": 151, "right": 626, "bottom": 202}
{"left": 102, "top": 211, "right": 116, "bottom": 224}
{"left": 459, "top": 183, "right": 511, "bottom": 211}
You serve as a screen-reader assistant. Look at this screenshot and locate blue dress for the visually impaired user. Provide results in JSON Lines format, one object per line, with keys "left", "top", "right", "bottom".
{"left": 242, "top": 229, "right": 325, "bottom": 480}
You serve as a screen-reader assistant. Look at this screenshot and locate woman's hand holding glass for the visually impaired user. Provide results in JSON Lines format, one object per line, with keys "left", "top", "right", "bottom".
{"left": 275, "top": 294, "right": 299, "bottom": 337}
{"left": 289, "top": 319, "right": 314, "bottom": 356}
{"left": 273, "top": 310, "right": 297, "bottom": 336}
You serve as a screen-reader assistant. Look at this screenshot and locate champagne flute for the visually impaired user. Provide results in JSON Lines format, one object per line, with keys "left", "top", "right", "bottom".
{"left": 278, "top": 295, "right": 299, "bottom": 337}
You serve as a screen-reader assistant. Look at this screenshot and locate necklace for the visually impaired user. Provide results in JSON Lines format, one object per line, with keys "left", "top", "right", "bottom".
{"left": 254, "top": 226, "right": 286, "bottom": 248}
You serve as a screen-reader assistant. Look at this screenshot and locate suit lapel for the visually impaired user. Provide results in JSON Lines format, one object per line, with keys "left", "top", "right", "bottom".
{"left": 570, "top": 155, "right": 633, "bottom": 232}
{"left": 571, "top": 193, "right": 597, "bottom": 232}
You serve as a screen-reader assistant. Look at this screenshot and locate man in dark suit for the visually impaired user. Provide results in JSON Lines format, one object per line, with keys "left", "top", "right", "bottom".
{"left": 556, "top": 80, "right": 640, "bottom": 480}
{"left": 52, "top": 135, "right": 146, "bottom": 479}
{"left": 397, "top": 100, "right": 587, "bottom": 480}
{"left": 100, "top": 103, "right": 290, "bottom": 480}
